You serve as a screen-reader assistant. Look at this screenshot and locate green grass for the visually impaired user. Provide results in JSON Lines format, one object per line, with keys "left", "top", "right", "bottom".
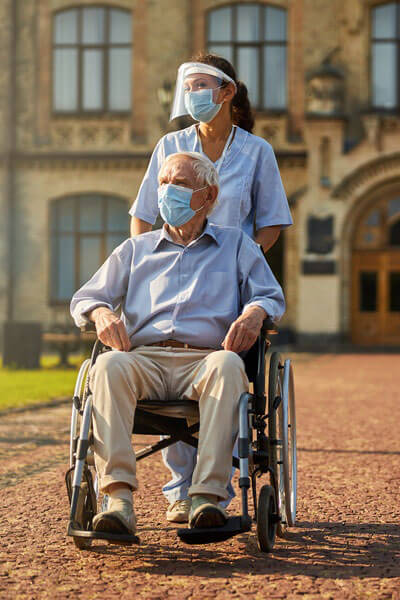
{"left": 0, "top": 355, "right": 86, "bottom": 412}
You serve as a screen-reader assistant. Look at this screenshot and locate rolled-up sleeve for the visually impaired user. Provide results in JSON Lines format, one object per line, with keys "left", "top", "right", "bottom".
{"left": 238, "top": 235, "right": 285, "bottom": 322}
{"left": 70, "top": 240, "right": 132, "bottom": 328}
{"left": 253, "top": 143, "right": 293, "bottom": 231}
{"left": 129, "top": 138, "right": 166, "bottom": 224}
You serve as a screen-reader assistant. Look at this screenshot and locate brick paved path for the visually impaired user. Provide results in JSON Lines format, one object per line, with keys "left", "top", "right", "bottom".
{"left": 0, "top": 354, "right": 399, "bottom": 599}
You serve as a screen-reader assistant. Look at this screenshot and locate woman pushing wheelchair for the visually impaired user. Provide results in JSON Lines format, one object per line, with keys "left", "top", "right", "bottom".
{"left": 129, "top": 53, "right": 292, "bottom": 523}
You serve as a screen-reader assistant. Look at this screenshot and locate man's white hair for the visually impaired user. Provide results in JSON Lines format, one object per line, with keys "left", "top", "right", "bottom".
{"left": 162, "top": 152, "right": 219, "bottom": 214}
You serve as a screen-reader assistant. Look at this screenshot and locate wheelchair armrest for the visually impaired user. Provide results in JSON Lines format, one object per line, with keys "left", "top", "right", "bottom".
{"left": 261, "top": 317, "right": 278, "bottom": 337}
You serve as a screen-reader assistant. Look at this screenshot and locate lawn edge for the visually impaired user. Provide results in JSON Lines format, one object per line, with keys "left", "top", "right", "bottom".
{"left": 0, "top": 396, "right": 71, "bottom": 416}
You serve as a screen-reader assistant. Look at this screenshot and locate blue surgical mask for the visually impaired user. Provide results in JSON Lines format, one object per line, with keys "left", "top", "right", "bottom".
{"left": 158, "top": 183, "right": 207, "bottom": 227}
{"left": 184, "top": 88, "right": 222, "bottom": 123}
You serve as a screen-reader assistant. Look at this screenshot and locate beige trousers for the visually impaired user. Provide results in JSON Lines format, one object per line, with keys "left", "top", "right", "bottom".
{"left": 89, "top": 346, "right": 248, "bottom": 500}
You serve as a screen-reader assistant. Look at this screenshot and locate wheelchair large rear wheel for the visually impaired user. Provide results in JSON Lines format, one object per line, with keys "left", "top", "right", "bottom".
{"left": 281, "top": 359, "right": 297, "bottom": 527}
{"left": 268, "top": 353, "right": 297, "bottom": 536}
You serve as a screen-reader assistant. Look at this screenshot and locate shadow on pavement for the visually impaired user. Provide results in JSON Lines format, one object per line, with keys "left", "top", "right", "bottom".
{"left": 298, "top": 447, "right": 400, "bottom": 455}
{"left": 85, "top": 521, "right": 400, "bottom": 580}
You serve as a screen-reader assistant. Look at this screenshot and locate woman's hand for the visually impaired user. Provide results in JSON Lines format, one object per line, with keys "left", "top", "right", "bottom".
{"left": 222, "top": 306, "right": 267, "bottom": 353}
{"left": 89, "top": 307, "right": 131, "bottom": 351}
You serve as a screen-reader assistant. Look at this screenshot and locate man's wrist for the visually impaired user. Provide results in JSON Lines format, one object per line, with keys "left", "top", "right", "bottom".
{"left": 244, "top": 305, "right": 267, "bottom": 321}
{"left": 88, "top": 306, "right": 111, "bottom": 323}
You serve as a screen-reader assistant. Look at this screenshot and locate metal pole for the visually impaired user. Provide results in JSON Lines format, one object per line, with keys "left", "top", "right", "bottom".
{"left": 6, "top": 0, "right": 17, "bottom": 322}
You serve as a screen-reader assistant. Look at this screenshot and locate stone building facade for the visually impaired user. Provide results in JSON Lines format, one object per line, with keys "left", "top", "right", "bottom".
{"left": 1, "top": 0, "right": 400, "bottom": 349}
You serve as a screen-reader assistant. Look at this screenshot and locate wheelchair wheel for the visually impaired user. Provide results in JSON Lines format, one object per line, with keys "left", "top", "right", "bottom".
{"left": 256, "top": 485, "right": 277, "bottom": 553}
{"left": 281, "top": 359, "right": 297, "bottom": 527}
{"left": 268, "top": 353, "right": 297, "bottom": 536}
{"left": 70, "top": 359, "right": 91, "bottom": 468}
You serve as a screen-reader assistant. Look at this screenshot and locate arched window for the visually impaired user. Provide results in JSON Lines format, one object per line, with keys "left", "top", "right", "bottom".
{"left": 353, "top": 195, "right": 400, "bottom": 249}
{"left": 371, "top": 2, "right": 399, "bottom": 109}
{"left": 207, "top": 3, "right": 287, "bottom": 110}
{"left": 53, "top": 7, "right": 132, "bottom": 113}
{"left": 50, "top": 195, "right": 129, "bottom": 302}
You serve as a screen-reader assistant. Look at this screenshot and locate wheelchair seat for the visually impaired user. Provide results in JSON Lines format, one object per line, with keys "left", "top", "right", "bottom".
{"left": 136, "top": 398, "right": 199, "bottom": 419}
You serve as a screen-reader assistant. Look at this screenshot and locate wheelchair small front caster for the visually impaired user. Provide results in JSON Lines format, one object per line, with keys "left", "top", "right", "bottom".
{"left": 256, "top": 484, "right": 277, "bottom": 553}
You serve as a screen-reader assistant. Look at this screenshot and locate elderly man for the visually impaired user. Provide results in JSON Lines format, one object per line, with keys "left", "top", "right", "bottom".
{"left": 70, "top": 151, "right": 284, "bottom": 536}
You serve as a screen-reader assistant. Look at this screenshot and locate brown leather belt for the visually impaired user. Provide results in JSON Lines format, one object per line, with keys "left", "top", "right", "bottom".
{"left": 146, "top": 339, "right": 213, "bottom": 351}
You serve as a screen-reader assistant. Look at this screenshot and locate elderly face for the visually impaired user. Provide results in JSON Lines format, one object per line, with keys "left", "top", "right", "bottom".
{"left": 158, "top": 155, "right": 208, "bottom": 212}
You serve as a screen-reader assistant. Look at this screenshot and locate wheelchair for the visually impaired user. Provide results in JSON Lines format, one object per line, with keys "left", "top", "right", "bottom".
{"left": 66, "top": 318, "right": 297, "bottom": 553}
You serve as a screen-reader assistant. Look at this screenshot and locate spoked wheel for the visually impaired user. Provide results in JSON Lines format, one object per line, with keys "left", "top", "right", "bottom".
{"left": 268, "top": 352, "right": 286, "bottom": 537}
{"left": 268, "top": 353, "right": 297, "bottom": 537}
{"left": 256, "top": 485, "right": 277, "bottom": 552}
{"left": 281, "top": 359, "right": 297, "bottom": 527}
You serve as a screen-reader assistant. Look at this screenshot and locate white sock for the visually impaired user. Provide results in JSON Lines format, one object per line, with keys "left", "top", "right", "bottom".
{"left": 109, "top": 487, "right": 132, "bottom": 504}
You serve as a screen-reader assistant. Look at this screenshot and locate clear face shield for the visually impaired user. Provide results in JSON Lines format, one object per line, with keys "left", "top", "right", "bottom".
{"left": 170, "top": 62, "right": 237, "bottom": 122}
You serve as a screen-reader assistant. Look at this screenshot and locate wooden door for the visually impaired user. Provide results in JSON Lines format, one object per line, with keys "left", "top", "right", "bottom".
{"left": 352, "top": 250, "right": 400, "bottom": 345}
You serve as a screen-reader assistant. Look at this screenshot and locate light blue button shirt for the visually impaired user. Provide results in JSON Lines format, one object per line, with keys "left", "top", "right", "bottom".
{"left": 129, "top": 125, "right": 292, "bottom": 238}
{"left": 70, "top": 222, "right": 285, "bottom": 349}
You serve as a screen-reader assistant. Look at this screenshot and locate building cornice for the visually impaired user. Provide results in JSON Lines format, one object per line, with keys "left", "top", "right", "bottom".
{"left": 0, "top": 149, "right": 308, "bottom": 170}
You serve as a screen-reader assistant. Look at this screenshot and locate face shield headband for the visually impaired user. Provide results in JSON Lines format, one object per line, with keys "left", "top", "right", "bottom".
{"left": 170, "top": 62, "right": 237, "bottom": 122}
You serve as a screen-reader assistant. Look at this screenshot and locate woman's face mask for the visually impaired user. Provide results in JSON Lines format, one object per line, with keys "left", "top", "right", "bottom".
{"left": 158, "top": 183, "right": 208, "bottom": 227}
{"left": 184, "top": 87, "right": 223, "bottom": 123}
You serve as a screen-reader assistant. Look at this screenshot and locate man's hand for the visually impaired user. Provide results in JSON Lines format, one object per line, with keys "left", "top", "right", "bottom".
{"left": 222, "top": 306, "right": 267, "bottom": 354}
{"left": 89, "top": 307, "right": 131, "bottom": 351}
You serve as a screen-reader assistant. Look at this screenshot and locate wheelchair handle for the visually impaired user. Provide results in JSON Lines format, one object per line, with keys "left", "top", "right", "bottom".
{"left": 80, "top": 322, "right": 96, "bottom": 333}
{"left": 262, "top": 317, "right": 278, "bottom": 337}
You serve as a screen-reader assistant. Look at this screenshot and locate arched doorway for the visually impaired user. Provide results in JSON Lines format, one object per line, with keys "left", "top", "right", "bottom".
{"left": 351, "top": 194, "right": 400, "bottom": 345}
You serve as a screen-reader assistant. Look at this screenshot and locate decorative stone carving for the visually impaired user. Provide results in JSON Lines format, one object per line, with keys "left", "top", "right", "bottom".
{"left": 306, "top": 51, "right": 345, "bottom": 115}
{"left": 80, "top": 127, "right": 99, "bottom": 144}
{"left": 381, "top": 116, "right": 400, "bottom": 134}
{"left": 255, "top": 115, "right": 287, "bottom": 147}
{"left": 53, "top": 126, "right": 73, "bottom": 146}
{"left": 344, "top": 0, "right": 364, "bottom": 34}
{"left": 262, "top": 123, "right": 279, "bottom": 144}
{"left": 105, "top": 127, "right": 124, "bottom": 144}
{"left": 362, "top": 114, "right": 381, "bottom": 150}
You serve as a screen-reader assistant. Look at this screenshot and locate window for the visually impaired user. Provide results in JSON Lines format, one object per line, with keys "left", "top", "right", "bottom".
{"left": 354, "top": 196, "right": 400, "bottom": 249}
{"left": 359, "top": 272, "right": 378, "bottom": 312}
{"left": 50, "top": 195, "right": 129, "bottom": 302}
{"left": 53, "top": 7, "right": 132, "bottom": 113}
{"left": 371, "top": 2, "right": 399, "bottom": 109}
{"left": 207, "top": 3, "right": 287, "bottom": 110}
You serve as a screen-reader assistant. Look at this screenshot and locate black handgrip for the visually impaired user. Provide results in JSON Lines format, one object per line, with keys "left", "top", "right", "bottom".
{"left": 80, "top": 322, "right": 96, "bottom": 333}
{"left": 261, "top": 317, "right": 278, "bottom": 336}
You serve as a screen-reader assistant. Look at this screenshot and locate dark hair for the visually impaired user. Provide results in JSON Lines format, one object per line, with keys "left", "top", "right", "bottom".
{"left": 191, "top": 52, "right": 255, "bottom": 133}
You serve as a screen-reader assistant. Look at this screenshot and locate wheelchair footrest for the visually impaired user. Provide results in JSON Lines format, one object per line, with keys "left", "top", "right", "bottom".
{"left": 177, "top": 516, "right": 251, "bottom": 545}
{"left": 67, "top": 522, "right": 140, "bottom": 545}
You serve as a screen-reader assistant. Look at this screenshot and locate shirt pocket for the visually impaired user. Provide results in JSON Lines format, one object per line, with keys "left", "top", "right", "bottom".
{"left": 197, "top": 271, "right": 237, "bottom": 312}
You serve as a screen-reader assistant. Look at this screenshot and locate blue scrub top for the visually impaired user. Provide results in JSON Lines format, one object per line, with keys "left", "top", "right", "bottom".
{"left": 129, "top": 124, "right": 292, "bottom": 238}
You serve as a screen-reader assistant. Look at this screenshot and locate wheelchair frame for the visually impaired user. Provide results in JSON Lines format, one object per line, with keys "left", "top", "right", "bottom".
{"left": 66, "top": 318, "right": 297, "bottom": 552}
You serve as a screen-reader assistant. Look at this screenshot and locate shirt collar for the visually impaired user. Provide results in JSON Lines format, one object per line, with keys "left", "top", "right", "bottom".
{"left": 152, "top": 221, "right": 220, "bottom": 252}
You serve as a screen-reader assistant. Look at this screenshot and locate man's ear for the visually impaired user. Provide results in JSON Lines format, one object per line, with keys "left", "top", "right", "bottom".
{"left": 207, "top": 185, "right": 218, "bottom": 209}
